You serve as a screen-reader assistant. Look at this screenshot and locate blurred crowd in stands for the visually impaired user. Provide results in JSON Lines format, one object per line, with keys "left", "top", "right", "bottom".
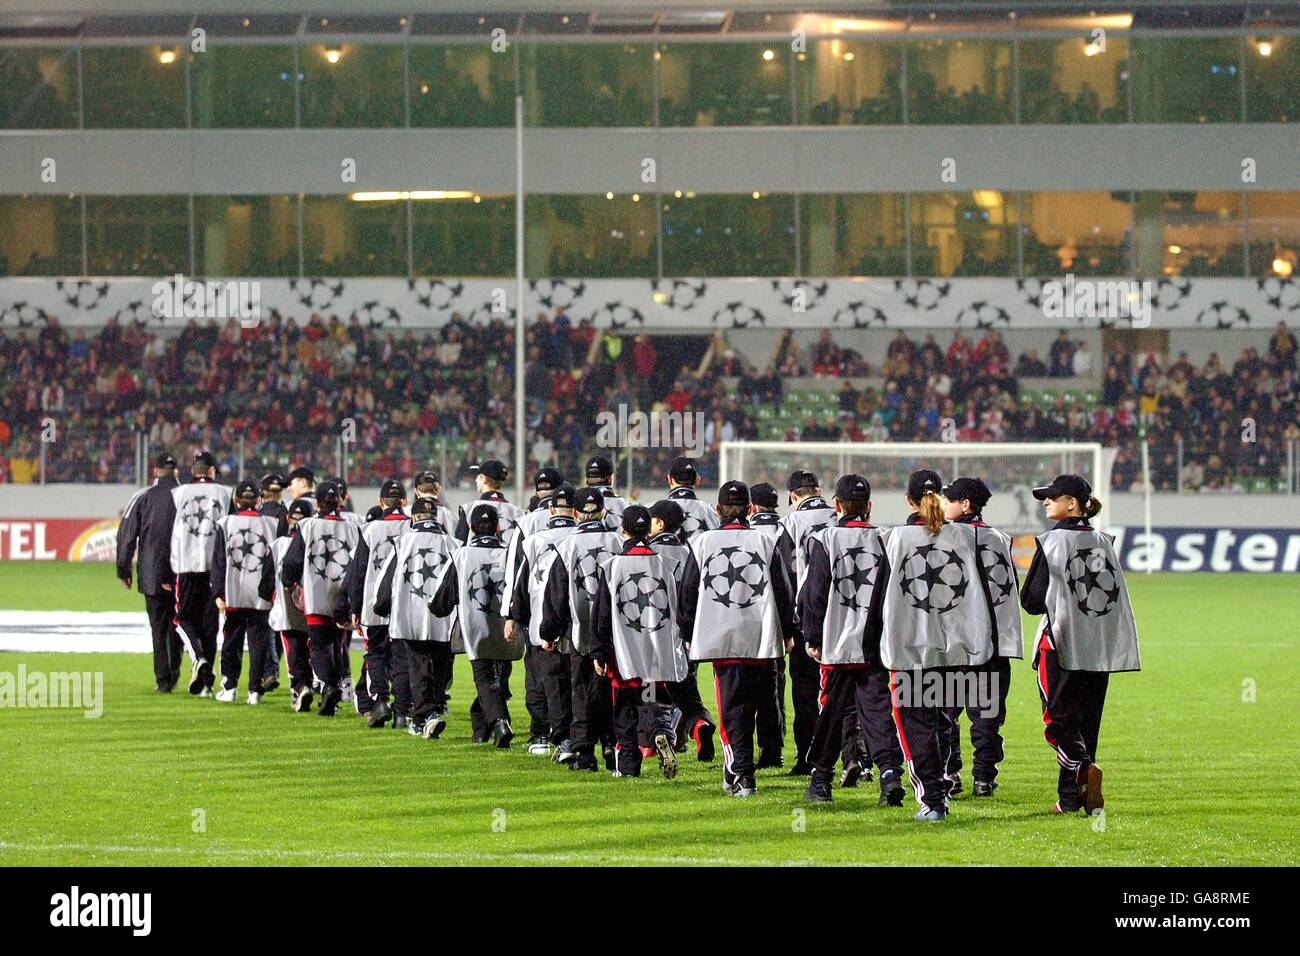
{"left": 0, "top": 311, "right": 1295, "bottom": 494}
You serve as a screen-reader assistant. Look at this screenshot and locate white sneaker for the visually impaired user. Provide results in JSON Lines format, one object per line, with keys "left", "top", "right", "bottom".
{"left": 214, "top": 687, "right": 237, "bottom": 703}
{"left": 247, "top": 692, "right": 262, "bottom": 706}
{"left": 527, "top": 740, "right": 551, "bottom": 756}
{"left": 339, "top": 678, "right": 355, "bottom": 703}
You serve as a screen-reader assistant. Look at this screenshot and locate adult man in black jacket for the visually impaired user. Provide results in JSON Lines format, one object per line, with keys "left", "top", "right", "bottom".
{"left": 116, "top": 452, "right": 181, "bottom": 691}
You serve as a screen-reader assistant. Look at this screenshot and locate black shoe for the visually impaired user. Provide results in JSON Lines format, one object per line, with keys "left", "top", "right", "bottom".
{"left": 262, "top": 675, "right": 280, "bottom": 694}
{"left": 946, "top": 773, "right": 964, "bottom": 797}
{"left": 492, "top": 719, "right": 514, "bottom": 749}
{"left": 653, "top": 733, "right": 677, "bottom": 780}
{"left": 879, "top": 770, "right": 906, "bottom": 807}
{"left": 471, "top": 734, "right": 489, "bottom": 744}
{"left": 694, "top": 721, "right": 716, "bottom": 763}
{"left": 973, "top": 779, "right": 997, "bottom": 797}
{"left": 570, "top": 754, "right": 599, "bottom": 772}
{"left": 786, "top": 762, "right": 813, "bottom": 777}
{"left": 755, "top": 749, "right": 783, "bottom": 770}
{"left": 367, "top": 699, "right": 391, "bottom": 728}
{"left": 804, "top": 778, "right": 833, "bottom": 803}
{"left": 731, "top": 776, "right": 757, "bottom": 798}
{"left": 839, "top": 760, "right": 864, "bottom": 789}
{"left": 154, "top": 682, "right": 172, "bottom": 693}
{"left": 392, "top": 714, "right": 408, "bottom": 730}
{"left": 552, "top": 739, "right": 577, "bottom": 764}
{"left": 602, "top": 745, "right": 616, "bottom": 772}
{"left": 188, "top": 657, "right": 207, "bottom": 695}
{"left": 318, "top": 685, "right": 341, "bottom": 717}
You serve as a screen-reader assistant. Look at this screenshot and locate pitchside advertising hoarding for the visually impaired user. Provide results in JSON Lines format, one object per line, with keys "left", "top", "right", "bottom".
{"left": 1, "top": 518, "right": 1298, "bottom": 573}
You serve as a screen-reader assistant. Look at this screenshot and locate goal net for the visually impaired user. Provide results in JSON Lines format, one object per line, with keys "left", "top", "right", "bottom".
{"left": 718, "top": 441, "right": 1113, "bottom": 535}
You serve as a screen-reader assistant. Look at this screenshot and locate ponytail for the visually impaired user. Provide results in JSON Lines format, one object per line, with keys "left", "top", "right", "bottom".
{"left": 918, "top": 490, "right": 944, "bottom": 535}
{"left": 1084, "top": 495, "right": 1103, "bottom": 520}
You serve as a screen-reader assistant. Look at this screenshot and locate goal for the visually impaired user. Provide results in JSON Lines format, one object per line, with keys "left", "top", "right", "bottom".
{"left": 718, "top": 441, "right": 1113, "bottom": 534}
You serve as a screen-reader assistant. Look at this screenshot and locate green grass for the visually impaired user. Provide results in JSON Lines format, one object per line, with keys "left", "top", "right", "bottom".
{"left": 0, "top": 567, "right": 1296, "bottom": 866}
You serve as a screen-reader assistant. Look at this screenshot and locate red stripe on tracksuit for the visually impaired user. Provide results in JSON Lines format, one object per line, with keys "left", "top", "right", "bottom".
{"left": 1037, "top": 632, "right": 1078, "bottom": 771}
{"left": 888, "top": 672, "right": 931, "bottom": 810}
{"left": 713, "top": 672, "right": 733, "bottom": 778}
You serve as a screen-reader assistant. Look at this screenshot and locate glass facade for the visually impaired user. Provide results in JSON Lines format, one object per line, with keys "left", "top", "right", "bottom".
{"left": 1019, "top": 35, "right": 1129, "bottom": 123}
{"left": 661, "top": 193, "right": 796, "bottom": 276}
{"left": 1132, "top": 37, "right": 1242, "bottom": 123}
{"left": 911, "top": 191, "right": 1017, "bottom": 276}
{"left": 300, "top": 43, "right": 404, "bottom": 128}
{"left": 522, "top": 43, "right": 653, "bottom": 127}
{"left": 800, "top": 194, "right": 907, "bottom": 275}
{"left": 0, "top": 194, "right": 81, "bottom": 275}
{"left": 526, "top": 194, "right": 655, "bottom": 277}
{"left": 82, "top": 46, "right": 188, "bottom": 128}
{"left": 906, "top": 39, "right": 1014, "bottom": 124}
{"left": 796, "top": 40, "right": 903, "bottom": 125}
{"left": 412, "top": 194, "right": 514, "bottom": 276}
{"left": 0, "top": 48, "right": 78, "bottom": 129}
{"left": 302, "top": 194, "right": 407, "bottom": 275}
{"left": 1245, "top": 35, "right": 1300, "bottom": 123}
{"left": 193, "top": 195, "right": 297, "bottom": 276}
{"left": 658, "top": 42, "right": 791, "bottom": 126}
{"left": 191, "top": 45, "right": 296, "bottom": 128}
{"left": 410, "top": 44, "right": 514, "bottom": 127}
{"left": 1134, "top": 191, "right": 1245, "bottom": 277}
{"left": 1020, "top": 192, "right": 1132, "bottom": 276}
{"left": 84, "top": 195, "right": 188, "bottom": 274}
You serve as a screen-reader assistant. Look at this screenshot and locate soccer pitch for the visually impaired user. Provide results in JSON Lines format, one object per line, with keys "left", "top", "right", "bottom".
{"left": 0, "top": 564, "right": 1295, "bottom": 867}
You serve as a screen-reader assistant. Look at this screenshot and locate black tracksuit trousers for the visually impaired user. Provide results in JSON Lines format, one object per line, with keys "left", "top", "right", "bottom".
{"left": 219, "top": 609, "right": 272, "bottom": 694}
{"left": 755, "top": 658, "right": 785, "bottom": 758}
{"left": 809, "top": 664, "right": 902, "bottom": 778}
{"left": 175, "top": 571, "right": 218, "bottom": 686}
{"left": 307, "top": 618, "right": 344, "bottom": 691}
{"left": 1037, "top": 643, "right": 1109, "bottom": 809}
{"left": 787, "top": 643, "right": 820, "bottom": 769}
{"left": 667, "top": 661, "right": 715, "bottom": 742}
{"left": 470, "top": 660, "right": 513, "bottom": 738}
{"left": 612, "top": 683, "right": 675, "bottom": 775}
{"left": 279, "top": 629, "right": 311, "bottom": 694}
{"left": 146, "top": 592, "right": 183, "bottom": 687}
{"left": 360, "top": 624, "right": 392, "bottom": 710}
{"left": 523, "top": 643, "right": 550, "bottom": 739}
{"left": 404, "top": 640, "right": 451, "bottom": 722}
{"left": 942, "top": 656, "right": 1013, "bottom": 785}
{"left": 569, "top": 651, "right": 611, "bottom": 757}
{"left": 390, "top": 636, "right": 412, "bottom": 718}
{"left": 713, "top": 661, "right": 777, "bottom": 787}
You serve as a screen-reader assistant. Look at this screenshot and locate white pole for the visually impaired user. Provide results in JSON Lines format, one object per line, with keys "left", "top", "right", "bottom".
{"left": 1141, "top": 438, "right": 1153, "bottom": 574}
{"left": 514, "top": 93, "right": 526, "bottom": 506}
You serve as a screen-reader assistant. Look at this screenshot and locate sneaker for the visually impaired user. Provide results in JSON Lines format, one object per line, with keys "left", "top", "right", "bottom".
{"left": 693, "top": 721, "right": 716, "bottom": 763}
{"left": 1081, "top": 764, "right": 1104, "bottom": 814}
{"left": 914, "top": 806, "right": 948, "bottom": 822}
{"left": 653, "top": 733, "right": 677, "bottom": 780}
{"left": 215, "top": 686, "right": 237, "bottom": 703}
{"left": 602, "top": 746, "right": 616, "bottom": 772}
{"left": 755, "top": 749, "right": 783, "bottom": 770}
{"left": 188, "top": 658, "right": 207, "bottom": 695}
{"left": 839, "top": 760, "right": 864, "bottom": 789}
{"left": 804, "top": 777, "right": 833, "bottom": 803}
{"left": 367, "top": 699, "right": 391, "bottom": 729}
{"left": 1052, "top": 800, "right": 1083, "bottom": 814}
{"left": 262, "top": 675, "right": 280, "bottom": 694}
{"left": 292, "top": 688, "right": 313, "bottom": 713}
{"left": 423, "top": 715, "right": 447, "bottom": 740}
{"left": 786, "top": 762, "right": 813, "bottom": 777}
{"left": 492, "top": 719, "right": 514, "bottom": 749}
{"left": 731, "top": 776, "right": 757, "bottom": 798}
{"left": 471, "top": 734, "right": 489, "bottom": 744}
{"left": 878, "top": 770, "right": 906, "bottom": 808}
{"left": 552, "top": 739, "right": 577, "bottom": 764}
{"left": 318, "top": 685, "right": 341, "bottom": 717}
{"left": 526, "top": 736, "right": 550, "bottom": 756}
{"left": 247, "top": 692, "right": 262, "bottom": 706}
{"left": 973, "top": 779, "right": 997, "bottom": 798}
{"left": 946, "top": 773, "right": 964, "bottom": 797}
{"left": 197, "top": 687, "right": 213, "bottom": 699}
{"left": 570, "top": 754, "right": 599, "bottom": 772}
{"left": 407, "top": 718, "right": 425, "bottom": 738}
{"left": 339, "top": 678, "right": 355, "bottom": 704}
{"left": 154, "top": 682, "right": 172, "bottom": 693}
{"left": 393, "top": 714, "right": 409, "bottom": 730}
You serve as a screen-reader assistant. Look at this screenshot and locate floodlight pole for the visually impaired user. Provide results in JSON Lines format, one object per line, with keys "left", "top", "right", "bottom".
{"left": 514, "top": 94, "right": 526, "bottom": 506}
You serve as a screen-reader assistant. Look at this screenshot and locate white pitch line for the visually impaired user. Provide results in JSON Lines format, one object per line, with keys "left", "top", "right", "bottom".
{"left": 0, "top": 840, "right": 821, "bottom": 867}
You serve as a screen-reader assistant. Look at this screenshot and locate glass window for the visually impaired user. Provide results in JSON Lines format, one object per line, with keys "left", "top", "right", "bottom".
{"left": 194, "top": 195, "right": 297, "bottom": 276}
{"left": 658, "top": 43, "right": 791, "bottom": 126}
{"left": 0, "top": 195, "right": 81, "bottom": 275}
{"left": 525, "top": 194, "right": 655, "bottom": 277}
{"left": 1247, "top": 192, "right": 1300, "bottom": 277}
{"left": 1020, "top": 192, "right": 1132, "bottom": 276}
{"left": 1134, "top": 191, "right": 1244, "bottom": 277}
{"left": 906, "top": 39, "right": 1013, "bottom": 124}
{"left": 412, "top": 194, "right": 514, "bottom": 276}
{"left": 911, "top": 191, "right": 1017, "bottom": 276}
{"left": 300, "top": 43, "right": 404, "bottom": 128}
{"left": 191, "top": 45, "right": 295, "bottom": 128}
{"left": 1019, "top": 35, "right": 1129, "bottom": 123}
{"left": 83, "top": 46, "right": 189, "bottom": 128}
{"left": 303, "top": 194, "right": 406, "bottom": 276}
{"left": 410, "top": 43, "right": 514, "bottom": 128}
{"left": 85, "top": 196, "right": 189, "bottom": 275}
{"left": 523, "top": 43, "right": 653, "bottom": 127}
{"left": 1132, "top": 37, "right": 1241, "bottom": 123}
{"left": 800, "top": 194, "right": 907, "bottom": 275}
{"left": 0, "top": 48, "right": 79, "bottom": 129}
{"left": 661, "top": 192, "right": 795, "bottom": 276}
{"left": 1245, "top": 36, "right": 1300, "bottom": 122}
{"left": 796, "top": 39, "right": 902, "bottom": 125}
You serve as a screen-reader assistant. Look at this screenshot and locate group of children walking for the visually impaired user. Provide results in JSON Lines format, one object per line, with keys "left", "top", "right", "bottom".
{"left": 134, "top": 449, "right": 1141, "bottom": 821}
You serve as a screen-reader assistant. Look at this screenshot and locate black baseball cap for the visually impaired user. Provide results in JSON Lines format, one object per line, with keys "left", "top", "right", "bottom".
{"left": 316, "top": 480, "right": 341, "bottom": 505}
{"left": 668, "top": 456, "right": 699, "bottom": 484}
{"left": 574, "top": 486, "right": 604, "bottom": 517}
{"left": 534, "top": 467, "right": 564, "bottom": 493}
{"left": 1033, "top": 474, "right": 1092, "bottom": 502}
{"left": 287, "top": 498, "right": 315, "bottom": 520}
{"left": 413, "top": 469, "right": 439, "bottom": 488}
{"left": 787, "top": 469, "right": 819, "bottom": 493}
{"left": 288, "top": 466, "right": 315, "bottom": 485}
{"left": 906, "top": 469, "right": 943, "bottom": 501}
{"left": 234, "top": 479, "right": 260, "bottom": 502}
{"left": 379, "top": 478, "right": 406, "bottom": 500}
{"left": 411, "top": 496, "right": 438, "bottom": 518}
{"left": 834, "top": 474, "right": 871, "bottom": 503}
{"left": 585, "top": 455, "right": 614, "bottom": 481}
{"left": 718, "top": 480, "right": 750, "bottom": 508}
{"left": 154, "top": 452, "right": 177, "bottom": 469}
{"left": 469, "top": 503, "right": 499, "bottom": 536}
{"left": 365, "top": 505, "right": 384, "bottom": 523}
{"left": 260, "top": 471, "right": 285, "bottom": 493}
{"left": 942, "top": 477, "right": 992, "bottom": 510}
{"left": 650, "top": 499, "right": 685, "bottom": 532}
{"left": 621, "top": 505, "right": 652, "bottom": 538}
{"left": 472, "top": 460, "right": 509, "bottom": 482}
{"left": 193, "top": 451, "right": 217, "bottom": 470}
{"left": 750, "top": 482, "right": 779, "bottom": 508}
{"left": 325, "top": 476, "right": 347, "bottom": 497}
{"left": 550, "top": 484, "right": 576, "bottom": 509}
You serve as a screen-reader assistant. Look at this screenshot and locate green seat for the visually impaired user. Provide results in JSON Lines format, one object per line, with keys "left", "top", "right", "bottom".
{"left": 1083, "top": 389, "right": 1099, "bottom": 405}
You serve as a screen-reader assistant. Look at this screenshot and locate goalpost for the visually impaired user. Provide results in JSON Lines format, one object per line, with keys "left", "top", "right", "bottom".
{"left": 718, "top": 441, "right": 1113, "bottom": 535}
